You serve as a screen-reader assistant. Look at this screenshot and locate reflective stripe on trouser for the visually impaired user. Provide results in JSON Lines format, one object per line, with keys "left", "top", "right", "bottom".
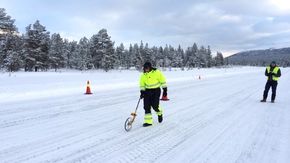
{"left": 156, "top": 106, "right": 163, "bottom": 116}
{"left": 144, "top": 113, "right": 153, "bottom": 124}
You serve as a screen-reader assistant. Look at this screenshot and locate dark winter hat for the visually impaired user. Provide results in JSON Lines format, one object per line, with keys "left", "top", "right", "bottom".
{"left": 271, "top": 61, "right": 276, "bottom": 65}
{"left": 143, "top": 62, "right": 152, "bottom": 69}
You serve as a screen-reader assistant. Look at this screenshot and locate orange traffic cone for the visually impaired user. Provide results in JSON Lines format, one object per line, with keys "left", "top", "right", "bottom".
{"left": 160, "top": 96, "right": 170, "bottom": 101}
{"left": 85, "top": 80, "right": 92, "bottom": 95}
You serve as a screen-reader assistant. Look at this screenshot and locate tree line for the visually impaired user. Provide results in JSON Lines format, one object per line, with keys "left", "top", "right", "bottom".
{"left": 0, "top": 8, "right": 224, "bottom": 72}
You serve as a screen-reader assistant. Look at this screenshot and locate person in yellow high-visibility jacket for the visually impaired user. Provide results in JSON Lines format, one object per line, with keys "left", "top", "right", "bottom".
{"left": 139, "top": 62, "right": 167, "bottom": 127}
{"left": 261, "top": 61, "right": 281, "bottom": 103}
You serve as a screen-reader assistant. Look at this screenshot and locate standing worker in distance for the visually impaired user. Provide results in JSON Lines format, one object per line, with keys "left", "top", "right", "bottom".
{"left": 139, "top": 62, "right": 167, "bottom": 127}
{"left": 260, "top": 61, "right": 281, "bottom": 103}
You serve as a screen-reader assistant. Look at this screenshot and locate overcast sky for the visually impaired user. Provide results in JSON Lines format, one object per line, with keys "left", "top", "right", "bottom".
{"left": 1, "top": 0, "right": 290, "bottom": 56}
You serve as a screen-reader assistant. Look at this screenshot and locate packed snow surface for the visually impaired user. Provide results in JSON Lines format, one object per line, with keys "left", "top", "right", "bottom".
{"left": 0, "top": 67, "right": 289, "bottom": 163}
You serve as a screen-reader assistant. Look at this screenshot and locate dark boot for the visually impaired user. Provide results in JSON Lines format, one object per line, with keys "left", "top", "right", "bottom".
{"left": 143, "top": 123, "right": 152, "bottom": 127}
{"left": 158, "top": 114, "right": 163, "bottom": 123}
{"left": 260, "top": 99, "right": 266, "bottom": 102}
{"left": 271, "top": 95, "right": 276, "bottom": 103}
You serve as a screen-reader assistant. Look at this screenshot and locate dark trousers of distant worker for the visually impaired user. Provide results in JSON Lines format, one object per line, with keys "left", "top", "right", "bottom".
{"left": 263, "top": 80, "right": 278, "bottom": 101}
{"left": 144, "top": 88, "right": 161, "bottom": 114}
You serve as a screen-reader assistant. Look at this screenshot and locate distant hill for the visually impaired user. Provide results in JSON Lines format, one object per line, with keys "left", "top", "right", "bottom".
{"left": 226, "top": 47, "right": 290, "bottom": 67}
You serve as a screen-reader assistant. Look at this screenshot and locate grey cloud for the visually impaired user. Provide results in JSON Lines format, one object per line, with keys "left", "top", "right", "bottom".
{"left": 2, "top": 0, "right": 290, "bottom": 56}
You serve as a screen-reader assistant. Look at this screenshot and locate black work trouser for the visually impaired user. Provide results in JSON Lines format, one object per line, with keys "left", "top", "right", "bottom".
{"left": 263, "top": 80, "right": 278, "bottom": 101}
{"left": 143, "top": 88, "right": 161, "bottom": 114}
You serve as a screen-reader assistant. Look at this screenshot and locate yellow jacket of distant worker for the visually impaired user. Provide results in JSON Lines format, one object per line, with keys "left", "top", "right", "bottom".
{"left": 266, "top": 66, "right": 280, "bottom": 81}
{"left": 140, "top": 69, "right": 167, "bottom": 91}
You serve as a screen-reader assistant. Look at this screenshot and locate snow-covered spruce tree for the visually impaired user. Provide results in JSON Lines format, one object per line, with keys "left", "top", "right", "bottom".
{"left": 150, "top": 46, "right": 158, "bottom": 67}
{"left": 162, "top": 45, "right": 170, "bottom": 67}
{"left": 155, "top": 46, "right": 164, "bottom": 67}
{"left": 0, "top": 8, "right": 21, "bottom": 71}
{"left": 123, "top": 48, "right": 130, "bottom": 69}
{"left": 23, "top": 20, "right": 50, "bottom": 71}
{"left": 141, "top": 42, "right": 153, "bottom": 64}
{"left": 214, "top": 51, "right": 224, "bottom": 66}
{"left": 168, "top": 46, "right": 176, "bottom": 67}
{"left": 49, "top": 33, "right": 64, "bottom": 71}
{"left": 197, "top": 45, "right": 207, "bottom": 68}
{"left": 116, "top": 43, "right": 130, "bottom": 69}
{"left": 89, "top": 34, "right": 100, "bottom": 69}
{"left": 128, "top": 44, "right": 134, "bottom": 69}
{"left": 139, "top": 41, "right": 144, "bottom": 59}
{"left": 205, "top": 45, "right": 213, "bottom": 67}
{"left": 171, "top": 45, "right": 183, "bottom": 68}
{"left": 62, "top": 39, "right": 70, "bottom": 69}
{"left": 184, "top": 43, "right": 198, "bottom": 69}
{"left": 89, "top": 29, "right": 115, "bottom": 71}
{"left": 76, "top": 37, "right": 90, "bottom": 70}
{"left": 67, "top": 41, "right": 78, "bottom": 69}
{"left": 0, "top": 8, "right": 17, "bottom": 34}
{"left": 3, "top": 35, "right": 23, "bottom": 71}
{"left": 167, "top": 45, "right": 175, "bottom": 68}
{"left": 131, "top": 43, "right": 143, "bottom": 70}
{"left": 184, "top": 47, "right": 191, "bottom": 68}
{"left": 115, "top": 43, "right": 125, "bottom": 69}
{"left": 99, "top": 29, "right": 115, "bottom": 71}
{"left": 192, "top": 43, "right": 199, "bottom": 68}
{"left": 138, "top": 41, "right": 147, "bottom": 66}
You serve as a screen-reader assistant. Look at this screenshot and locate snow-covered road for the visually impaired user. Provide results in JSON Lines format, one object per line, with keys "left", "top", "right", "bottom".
{"left": 0, "top": 67, "right": 290, "bottom": 163}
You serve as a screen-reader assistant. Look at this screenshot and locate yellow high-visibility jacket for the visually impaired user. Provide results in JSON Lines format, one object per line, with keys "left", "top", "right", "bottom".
{"left": 140, "top": 69, "right": 167, "bottom": 91}
{"left": 266, "top": 66, "right": 280, "bottom": 81}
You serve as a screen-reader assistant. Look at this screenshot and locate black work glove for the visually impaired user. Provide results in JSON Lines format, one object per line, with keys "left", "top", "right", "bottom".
{"left": 140, "top": 90, "right": 145, "bottom": 99}
{"left": 162, "top": 87, "right": 167, "bottom": 97}
{"left": 269, "top": 72, "right": 274, "bottom": 76}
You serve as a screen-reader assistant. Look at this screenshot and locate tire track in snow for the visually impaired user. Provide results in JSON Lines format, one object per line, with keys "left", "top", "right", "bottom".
{"left": 0, "top": 89, "right": 142, "bottom": 162}
{"left": 3, "top": 70, "right": 283, "bottom": 163}
{"left": 0, "top": 89, "right": 137, "bottom": 128}
{"left": 55, "top": 77, "right": 262, "bottom": 162}
{"left": 14, "top": 77, "right": 240, "bottom": 162}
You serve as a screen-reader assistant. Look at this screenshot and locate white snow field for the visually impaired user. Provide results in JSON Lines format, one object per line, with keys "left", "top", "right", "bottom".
{"left": 0, "top": 67, "right": 290, "bottom": 163}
